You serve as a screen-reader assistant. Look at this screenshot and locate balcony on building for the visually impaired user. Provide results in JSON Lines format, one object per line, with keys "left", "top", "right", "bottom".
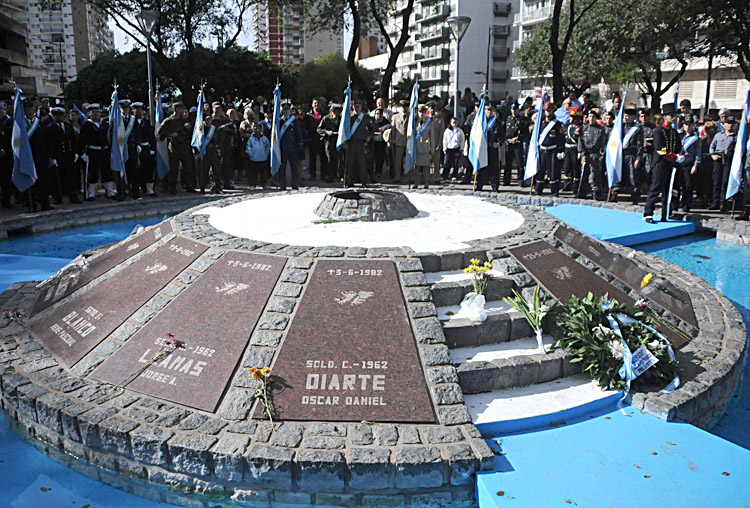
{"left": 493, "top": 47, "right": 511, "bottom": 60}
{"left": 419, "top": 26, "right": 450, "bottom": 44}
{"left": 513, "top": 5, "right": 553, "bottom": 26}
{"left": 492, "top": 69, "right": 511, "bottom": 81}
{"left": 419, "top": 3, "right": 451, "bottom": 24}
{"left": 494, "top": 2, "right": 512, "bottom": 16}
{"left": 492, "top": 25, "right": 511, "bottom": 37}
{"left": 419, "top": 69, "right": 450, "bottom": 85}
{"left": 419, "top": 48, "right": 450, "bottom": 64}
{"left": 512, "top": 39, "right": 523, "bottom": 51}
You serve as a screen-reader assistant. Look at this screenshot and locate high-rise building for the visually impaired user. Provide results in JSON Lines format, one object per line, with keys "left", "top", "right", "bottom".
{"left": 20, "top": 0, "right": 113, "bottom": 94}
{"left": 511, "top": 0, "right": 553, "bottom": 94}
{"left": 251, "top": 1, "right": 341, "bottom": 67}
{"left": 359, "top": 0, "right": 520, "bottom": 104}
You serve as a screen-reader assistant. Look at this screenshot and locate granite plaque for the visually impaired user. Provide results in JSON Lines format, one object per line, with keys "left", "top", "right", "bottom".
{"left": 31, "top": 236, "right": 207, "bottom": 367}
{"left": 91, "top": 251, "right": 285, "bottom": 412}
{"left": 30, "top": 221, "right": 173, "bottom": 317}
{"left": 508, "top": 240, "right": 687, "bottom": 348}
{"left": 265, "top": 260, "right": 436, "bottom": 423}
{"left": 553, "top": 224, "right": 697, "bottom": 327}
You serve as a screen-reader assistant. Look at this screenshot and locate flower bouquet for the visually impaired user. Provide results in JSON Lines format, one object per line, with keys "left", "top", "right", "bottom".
{"left": 456, "top": 259, "right": 494, "bottom": 322}
{"left": 249, "top": 366, "right": 274, "bottom": 423}
{"left": 504, "top": 286, "right": 556, "bottom": 354}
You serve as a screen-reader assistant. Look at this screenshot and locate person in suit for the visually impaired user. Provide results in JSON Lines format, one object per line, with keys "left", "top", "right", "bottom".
{"left": 643, "top": 103, "right": 682, "bottom": 223}
{"left": 46, "top": 107, "right": 82, "bottom": 204}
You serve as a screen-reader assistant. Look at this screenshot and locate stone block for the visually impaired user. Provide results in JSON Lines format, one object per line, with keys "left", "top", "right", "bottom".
{"left": 457, "top": 361, "right": 496, "bottom": 394}
{"left": 315, "top": 493, "right": 359, "bottom": 507}
{"left": 245, "top": 445, "right": 294, "bottom": 489}
{"left": 421, "top": 345, "right": 452, "bottom": 367}
{"left": 130, "top": 425, "right": 174, "bottom": 467}
{"left": 427, "top": 366, "right": 458, "bottom": 385}
{"left": 307, "top": 423, "right": 347, "bottom": 437}
{"left": 414, "top": 317, "right": 446, "bottom": 345}
{"left": 168, "top": 433, "right": 217, "bottom": 476}
{"left": 423, "top": 427, "right": 463, "bottom": 444}
{"left": 296, "top": 449, "right": 347, "bottom": 492}
{"left": 269, "top": 422, "right": 304, "bottom": 448}
{"left": 373, "top": 424, "right": 398, "bottom": 446}
{"left": 446, "top": 443, "right": 478, "bottom": 486}
{"left": 349, "top": 423, "right": 373, "bottom": 445}
{"left": 77, "top": 406, "right": 118, "bottom": 448}
{"left": 35, "top": 393, "right": 73, "bottom": 434}
{"left": 302, "top": 436, "right": 346, "bottom": 449}
{"left": 397, "top": 259, "right": 423, "bottom": 272}
{"left": 409, "top": 303, "right": 437, "bottom": 319}
{"left": 401, "top": 272, "right": 428, "bottom": 287}
{"left": 348, "top": 447, "right": 392, "bottom": 490}
{"left": 438, "top": 406, "right": 472, "bottom": 426}
{"left": 229, "top": 488, "right": 271, "bottom": 506}
{"left": 431, "top": 384, "right": 464, "bottom": 406}
{"left": 440, "top": 251, "right": 464, "bottom": 271}
{"left": 393, "top": 446, "right": 445, "bottom": 489}
{"left": 99, "top": 416, "right": 139, "bottom": 456}
{"left": 213, "top": 434, "right": 251, "bottom": 481}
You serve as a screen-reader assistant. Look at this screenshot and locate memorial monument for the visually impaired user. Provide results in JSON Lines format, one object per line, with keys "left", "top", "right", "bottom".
{"left": 0, "top": 189, "right": 743, "bottom": 507}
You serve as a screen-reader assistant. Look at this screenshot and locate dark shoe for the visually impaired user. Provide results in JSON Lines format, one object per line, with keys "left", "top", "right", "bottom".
{"left": 644, "top": 217, "right": 655, "bottom": 224}
{"left": 423, "top": 185, "right": 429, "bottom": 189}
{"left": 225, "top": 184, "right": 235, "bottom": 190}
{"left": 210, "top": 188, "right": 224, "bottom": 194}
{"left": 186, "top": 188, "right": 197, "bottom": 194}
{"left": 200, "top": 188, "right": 206, "bottom": 195}
{"left": 279, "top": 186, "right": 287, "bottom": 191}
{"left": 735, "top": 210, "right": 750, "bottom": 221}
{"left": 292, "top": 186, "right": 299, "bottom": 190}
{"left": 85, "top": 196, "right": 95, "bottom": 202}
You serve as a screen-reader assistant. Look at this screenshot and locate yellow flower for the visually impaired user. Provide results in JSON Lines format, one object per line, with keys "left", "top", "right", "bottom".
{"left": 261, "top": 367, "right": 272, "bottom": 377}
{"left": 484, "top": 261, "right": 492, "bottom": 268}
{"left": 252, "top": 370, "right": 264, "bottom": 381}
{"left": 641, "top": 273, "right": 653, "bottom": 289}
{"left": 248, "top": 366, "right": 258, "bottom": 372}
{"left": 464, "top": 267, "right": 472, "bottom": 273}
{"left": 470, "top": 258, "right": 480, "bottom": 265}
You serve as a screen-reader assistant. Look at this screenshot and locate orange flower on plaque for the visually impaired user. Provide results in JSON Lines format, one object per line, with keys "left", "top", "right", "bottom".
{"left": 252, "top": 370, "right": 264, "bottom": 381}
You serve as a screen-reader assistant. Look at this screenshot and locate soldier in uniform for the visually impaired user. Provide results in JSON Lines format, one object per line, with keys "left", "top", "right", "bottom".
{"left": 535, "top": 101, "right": 565, "bottom": 196}
{"left": 305, "top": 97, "right": 327, "bottom": 181}
{"left": 678, "top": 114, "right": 701, "bottom": 212}
{"left": 389, "top": 101, "right": 408, "bottom": 183}
{"left": 79, "top": 103, "right": 113, "bottom": 200}
{"left": 133, "top": 102, "right": 157, "bottom": 197}
{"left": 476, "top": 104, "right": 501, "bottom": 192}
{"left": 277, "top": 101, "right": 304, "bottom": 190}
{"left": 644, "top": 103, "right": 682, "bottom": 223}
{"left": 504, "top": 103, "right": 525, "bottom": 186}
{"left": 209, "top": 101, "right": 232, "bottom": 192}
{"left": 108, "top": 99, "right": 142, "bottom": 200}
{"left": 157, "top": 102, "right": 195, "bottom": 194}
{"left": 578, "top": 109, "right": 606, "bottom": 200}
{"left": 411, "top": 104, "right": 433, "bottom": 189}
{"left": 22, "top": 97, "right": 53, "bottom": 211}
{"left": 709, "top": 116, "right": 736, "bottom": 212}
{"left": 46, "top": 106, "right": 81, "bottom": 204}
{"left": 428, "top": 102, "right": 446, "bottom": 185}
{"left": 197, "top": 115, "right": 223, "bottom": 193}
{"left": 620, "top": 104, "right": 645, "bottom": 204}
{"left": 344, "top": 99, "right": 375, "bottom": 186}
{"left": 562, "top": 107, "right": 582, "bottom": 192}
{"left": 317, "top": 103, "right": 342, "bottom": 183}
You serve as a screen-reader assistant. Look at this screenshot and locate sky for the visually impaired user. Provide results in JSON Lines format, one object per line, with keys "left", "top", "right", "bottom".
{"left": 110, "top": 19, "right": 254, "bottom": 52}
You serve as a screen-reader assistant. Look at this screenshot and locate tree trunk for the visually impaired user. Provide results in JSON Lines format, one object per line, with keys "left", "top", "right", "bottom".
{"left": 375, "top": 0, "right": 415, "bottom": 103}
{"left": 345, "top": 0, "right": 373, "bottom": 108}
{"left": 549, "top": 0, "right": 565, "bottom": 103}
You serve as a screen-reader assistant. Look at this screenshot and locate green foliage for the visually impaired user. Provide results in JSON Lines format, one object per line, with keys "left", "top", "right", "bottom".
{"left": 296, "top": 53, "right": 378, "bottom": 109}
{"left": 64, "top": 49, "right": 174, "bottom": 106}
{"left": 65, "top": 46, "right": 296, "bottom": 108}
{"left": 554, "top": 293, "right": 677, "bottom": 391}
{"left": 504, "top": 286, "right": 557, "bottom": 331}
{"left": 391, "top": 77, "right": 430, "bottom": 104}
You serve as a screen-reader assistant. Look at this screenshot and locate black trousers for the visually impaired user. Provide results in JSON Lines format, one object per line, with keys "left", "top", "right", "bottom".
{"left": 535, "top": 149, "right": 560, "bottom": 195}
{"left": 504, "top": 143, "right": 525, "bottom": 185}
{"left": 87, "top": 150, "right": 111, "bottom": 183}
{"left": 373, "top": 141, "right": 387, "bottom": 178}
{"left": 680, "top": 162, "right": 695, "bottom": 209}
{"left": 443, "top": 149, "right": 462, "bottom": 178}
{"left": 139, "top": 147, "right": 155, "bottom": 185}
{"left": 308, "top": 141, "right": 327, "bottom": 178}
{"left": 644, "top": 160, "right": 674, "bottom": 218}
{"left": 711, "top": 159, "right": 730, "bottom": 209}
{"left": 0, "top": 157, "right": 12, "bottom": 203}
{"left": 622, "top": 153, "right": 643, "bottom": 204}
{"left": 168, "top": 146, "right": 195, "bottom": 191}
{"left": 562, "top": 146, "right": 579, "bottom": 189}
{"left": 325, "top": 142, "right": 343, "bottom": 181}
{"left": 55, "top": 159, "right": 79, "bottom": 198}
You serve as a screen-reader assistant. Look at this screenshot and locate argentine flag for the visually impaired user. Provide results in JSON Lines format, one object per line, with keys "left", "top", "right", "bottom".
{"left": 73, "top": 103, "right": 87, "bottom": 121}
{"left": 404, "top": 82, "right": 420, "bottom": 174}
{"left": 154, "top": 91, "right": 170, "bottom": 180}
{"left": 673, "top": 83, "right": 680, "bottom": 130}
{"left": 336, "top": 85, "right": 352, "bottom": 151}
{"left": 605, "top": 101, "right": 624, "bottom": 188}
{"left": 726, "top": 90, "right": 750, "bottom": 200}
{"left": 524, "top": 92, "right": 547, "bottom": 181}
{"left": 10, "top": 88, "right": 37, "bottom": 192}
{"left": 269, "top": 84, "right": 282, "bottom": 176}
{"left": 190, "top": 88, "right": 205, "bottom": 152}
{"left": 109, "top": 88, "right": 128, "bottom": 184}
{"left": 469, "top": 93, "right": 488, "bottom": 174}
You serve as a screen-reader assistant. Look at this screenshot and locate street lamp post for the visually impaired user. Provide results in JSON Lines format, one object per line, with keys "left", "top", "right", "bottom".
{"left": 136, "top": 9, "right": 159, "bottom": 125}
{"left": 447, "top": 16, "right": 471, "bottom": 120}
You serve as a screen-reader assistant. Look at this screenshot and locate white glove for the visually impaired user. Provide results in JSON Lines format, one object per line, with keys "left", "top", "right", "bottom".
{"left": 81, "top": 154, "right": 89, "bottom": 163}
{"left": 137, "top": 145, "right": 142, "bottom": 154}
{"left": 149, "top": 150, "right": 155, "bottom": 155}
{"left": 52, "top": 159, "right": 58, "bottom": 167}
{"left": 556, "top": 152, "right": 564, "bottom": 160}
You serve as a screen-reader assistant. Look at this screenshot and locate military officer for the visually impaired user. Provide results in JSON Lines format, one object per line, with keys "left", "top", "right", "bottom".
{"left": 562, "top": 106, "right": 582, "bottom": 191}
{"left": 619, "top": 104, "right": 645, "bottom": 204}
{"left": 46, "top": 106, "right": 81, "bottom": 204}
{"left": 644, "top": 103, "right": 682, "bottom": 223}
{"left": 535, "top": 101, "right": 565, "bottom": 196}
{"left": 79, "top": 103, "right": 113, "bottom": 200}
{"left": 345, "top": 99, "right": 375, "bottom": 186}
{"left": 503, "top": 103, "right": 525, "bottom": 186}
{"left": 133, "top": 102, "right": 157, "bottom": 197}
{"left": 157, "top": 102, "right": 195, "bottom": 194}
{"left": 317, "top": 103, "right": 343, "bottom": 182}
{"left": 476, "top": 104, "right": 501, "bottom": 192}
{"left": 578, "top": 109, "right": 606, "bottom": 200}
{"left": 108, "top": 99, "right": 142, "bottom": 200}
{"left": 277, "top": 101, "right": 304, "bottom": 190}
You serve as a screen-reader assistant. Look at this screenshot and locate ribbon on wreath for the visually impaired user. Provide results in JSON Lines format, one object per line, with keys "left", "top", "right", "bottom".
{"left": 601, "top": 301, "right": 680, "bottom": 405}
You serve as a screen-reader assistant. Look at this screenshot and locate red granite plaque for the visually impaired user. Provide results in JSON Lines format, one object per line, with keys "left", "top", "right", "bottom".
{"left": 91, "top": 251, "right": 285, "bottom": 412}
{"left": 553, "top": 224, "right": 697, "bottom": 327}
{"left": 30, "top": 221, "right": 173, "bottom": 317}
{"left": 31, "top": 236, "right": 207, "bottom": 367}
{"left": 265, "top": 259, "right": 436, "bottom": 423}
{"left": 508, "top": 240, "right": 687, "bottom": 347}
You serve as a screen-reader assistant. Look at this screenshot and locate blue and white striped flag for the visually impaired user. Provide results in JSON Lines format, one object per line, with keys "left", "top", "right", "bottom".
{"left": 190, "top": 88, "right": 205, "bottom": 152}
{"left": 524, "top": 92, "right": 547, "bottom": 180}
{"left": 269, "top": 84, "right": 282, "bottom": 176}
{"left": 726, "top": 90, "right": 750, "bottom": 200}
{"left": 673, "top": 83, "right": 680, "bottom": 130}
{"left": 404, "top": 82, "right": 420, "bottom": 174}
{"left": 109, "top": 88, "right": 128, "bottom": 183}
{"left": 605, "top": 101, "right": 625, "bottom": 188}
{"left": 73, "top": 103, "right": 87, "bottom": 121}
{"left": 469, "top": 93, "right": 488, "bottom": 174}
{"left": 154, "top": 91, "right": 170, "bottom": 180}
{"left": 336, "top": 85, "right": 352, "bottom": 151}
{"left": 10, "top": 88, "right": 37, "bottom": 192}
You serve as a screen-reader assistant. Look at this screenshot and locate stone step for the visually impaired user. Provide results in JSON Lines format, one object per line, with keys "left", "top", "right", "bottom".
{"left": 438, "top": 302, "right": 533, "bottom": 349}
{"left": 427, "top": 270, "right": 514, "bottom": 308}
{"left": 454, "top": 339, "right": 580, "bottom": 395}
{"left": 464, "top": 374, "right": 620, "bottom": 432}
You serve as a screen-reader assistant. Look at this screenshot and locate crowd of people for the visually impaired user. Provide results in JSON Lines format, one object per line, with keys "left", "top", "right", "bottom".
{"left": 0, "top": 87, "right": 747, "bottom": 221}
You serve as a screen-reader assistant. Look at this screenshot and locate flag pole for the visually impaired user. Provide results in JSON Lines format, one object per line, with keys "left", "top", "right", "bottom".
{"left": 530, "top": 177, "right": 534, "bottom": 194}
{"left": 607, "top": 187, "right": 612, "bottom": 202}
{"left": 732, "top": 197, "right": 736, "bottom": 218}
{"left": 343, "top": 75, "right": 351, "bottom": 188}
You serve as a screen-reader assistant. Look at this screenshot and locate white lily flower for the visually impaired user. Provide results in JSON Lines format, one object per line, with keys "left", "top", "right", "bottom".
{"left": 608, "top": 340, "right": 624, "bottom": 360}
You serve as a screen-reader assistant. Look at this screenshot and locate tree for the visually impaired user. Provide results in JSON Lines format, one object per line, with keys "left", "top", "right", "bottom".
{"left": 390, "top": 77, "right": 429, "bottom": 104}
{"left": 548, "top": 0, "right": 599, "bottom": 102}
{"left": 697, "top": 0, "right": 750, "bottom": 83}
{"left": 65, "top": 46, "right": 296, "bottom": 107}
{"left": 64, "top": 49, "right": 175, "bottom": 105}
{"left": 296, "top": 53, "right": 378, "bottom": 108}
{"left": 78, "top": 0, "right": 256, "bottom": 104}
